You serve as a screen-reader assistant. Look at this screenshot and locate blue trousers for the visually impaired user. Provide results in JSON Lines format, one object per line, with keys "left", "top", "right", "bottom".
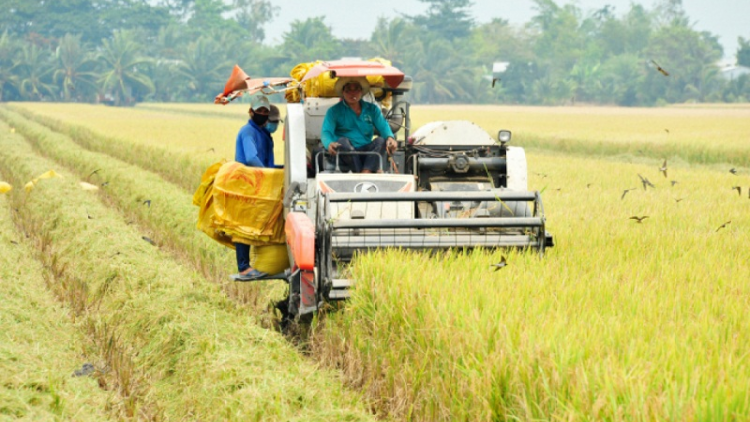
{"left": 235, "top": 242, "right": 251, "bottom": 272}
{"left": 335, "top": 137, "right": 386, "bottom": 173}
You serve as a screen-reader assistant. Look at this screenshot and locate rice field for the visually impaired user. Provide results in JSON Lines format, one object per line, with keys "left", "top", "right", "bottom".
{"left": 2, "top": 101, "right": 750, "bottom": 421}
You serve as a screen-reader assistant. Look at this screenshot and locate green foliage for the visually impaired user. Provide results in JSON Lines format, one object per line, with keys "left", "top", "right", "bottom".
{"left": 53, "top": 34, "right": 99, "bottom": 101}
{"left": 410, "top": 0, "right": 475, "bottom": 40}
{"left": 281, "top": 17, "right": 341, "bottom": 64}
{"left": 738, "top": 37, "right": 750, "bottom": 67}
{"left": 174, "top": 35, "right": 235, "bottom": 102}
{"left": 15, "top": 43, "right": 57, "bottom": 101}
{"left": 232, "top": 0, "right": 279, "bottom": 43}
{"left": 97, "top": 31, "right": 155, "bottom": 105}
{"left": 0, "top": 32, "right": 21, "bottom": 101}
{"left": 0, "top": 0, "right": 743, "bottom": 105}
{"left": 641, "top": 23, "right": 722, "bottom": 104}
{"left": 367, "top": 18, "right": 420, "bottom": 69}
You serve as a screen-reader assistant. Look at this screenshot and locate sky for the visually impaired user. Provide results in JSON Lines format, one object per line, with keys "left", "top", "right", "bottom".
{"left": 264, "top": 0, "right": 750, "bottom": 61}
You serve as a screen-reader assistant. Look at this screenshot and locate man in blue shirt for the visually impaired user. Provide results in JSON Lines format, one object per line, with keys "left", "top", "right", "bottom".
{"left": 236, "top": 96, "right": 276, "bottom": 168}
{"left": 321, "top": 77, "right": 397, "bottom": 173}
{"left": 231, "top": 96, "right": 279, "bottom": 281}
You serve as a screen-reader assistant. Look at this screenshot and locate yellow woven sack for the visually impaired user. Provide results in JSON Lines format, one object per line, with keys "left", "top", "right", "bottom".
{"left": 194, "top": 161, "right": 233, "bottom": 247}
{"left": 251, "top": 244, "right": 290, "bottom": 274}
{"left": 211, "top": 162, "right": 286, "bottom": 245}
{"left": 194, "top": 161, "right": 285, "bottom": 247}
{"left": 286, "top": 61, "right": 317, "bottom": 103}
{"left": 366, "top": 57, "right": 392, "bottom": 108}
{"left": 286, "top": 58, "right": 396, "bottom": 101}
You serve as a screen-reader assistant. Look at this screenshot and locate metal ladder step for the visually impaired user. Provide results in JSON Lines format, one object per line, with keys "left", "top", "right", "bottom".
{"left": 331, "top": 278, "right": 353, "bottom": 288}
{"left": 328, "top": 290, "right": 351, "bottom": 300}
{"left": 329, "top": 278, "right": 353, "bottom": 300}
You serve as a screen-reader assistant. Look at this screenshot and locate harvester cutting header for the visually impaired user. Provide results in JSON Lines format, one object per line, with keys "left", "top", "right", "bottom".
{"left": 210, "top": 59, "right": 554, "bottom": 318}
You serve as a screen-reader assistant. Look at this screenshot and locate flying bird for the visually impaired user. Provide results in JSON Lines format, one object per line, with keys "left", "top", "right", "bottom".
{"left": 86, "top": 209, "right": 93, "bottom": 220}
{"left": 630, "top": 216, "right": 649, "bottom": 223}
{"left": 664, "top": 128, "right": 670, "bottom": 134}
{"left": 674, "top": 198, "right": 684, "bottom": 203}
{"left": 670, "top": 180, "right": 679, "bottom": 187}
{"left": 492, "top": 77, "right": 500, "bottom": 88}
{"left": 651, "top": 59, "right": 670, "bottom": 76}
{"left": 638, "top": 174, "right": 655, "bottom": 190}
{"left": 586, "top": 183, "right": 593, "bottom": 188}
{"left": 142, "top": 236, "right": 156, "bottom": 245}
{"left": 729, "top": 168, "right": 738, "bottom": 175}
{"left": 732, "top": 186, "right": 742, "bottom": 196}
{"left": 86, "top": 169, "right": 101, "bottom": 181}
{"left": 715, "top": 221, "right": 731, "bottom": 232}
{"left": 621, "top": 188, "right": 637, "bottom": 200}
{"left": 491, "top": 256, "right": 508, "bottom": 271}
{"left": 659, "top": 160, "right": 668, "bottom": 178}
{"left": 142, "top": 199, "right": 151, "bottom": 207}
{"left": 10, "top": 240, "right": 18, "bottom": 245}
{"left": 206, "top": 147, "right": 215, "bottom": 153}
{"left": 101, "top": 182, "right": 109, "bottom": 187}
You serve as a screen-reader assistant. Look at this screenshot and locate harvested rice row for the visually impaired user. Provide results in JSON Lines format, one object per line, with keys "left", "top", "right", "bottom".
{"left": 0, "top": 107, "right": 274, "bottom": 308}
{"left": 8, "top": 104, "right": 215, "bottom": 194}
{"left": 0, "top": 121, "right": 375, "bottom": 421}
{"left": 0, "top": 194, "right": 115, "bottom": 421}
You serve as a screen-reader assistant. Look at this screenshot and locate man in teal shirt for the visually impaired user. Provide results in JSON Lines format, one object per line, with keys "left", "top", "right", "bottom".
{"left": 321, "top": 77, "right": 397, "bottom": 173}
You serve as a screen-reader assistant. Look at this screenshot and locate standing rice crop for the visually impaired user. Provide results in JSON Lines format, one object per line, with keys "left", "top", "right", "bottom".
{"left": 314, "top": 152, "right": 750, "bottom": 421}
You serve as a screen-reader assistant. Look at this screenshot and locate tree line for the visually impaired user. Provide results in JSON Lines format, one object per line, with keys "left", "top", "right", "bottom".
{"left": 1, "top": 0, "right": 749, "bottom": 106}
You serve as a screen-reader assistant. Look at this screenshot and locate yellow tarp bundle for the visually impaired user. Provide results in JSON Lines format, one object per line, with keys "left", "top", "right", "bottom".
{"left": 285, "top": 57, "right": 393, "bottom": 105}
{"left": 193, "top": 161, "right": 286, "bottom": 248}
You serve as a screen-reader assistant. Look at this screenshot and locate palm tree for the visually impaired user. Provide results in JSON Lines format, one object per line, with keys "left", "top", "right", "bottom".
{"left": 16, "top": 43, "right": 57, "bottom": 101}
{"left": 409, "top": 38, "right": 475, "bottom": 104}
{"left": 53, "top": 34, "right": 99, "bottom": 102}
{"left": 174, "top": 35, "right": 234, "bottom": 101}
{"left": 368, "top": 18, "right": 418, "bottom": 69}
{"left": 282, "top": 17, "right": 340, "bottom": 64}
{"left": 98, "top": 31, "right": 155, "bottom": 106}
{"left": 0, "top": 31, "right": 21, "bottom": 101}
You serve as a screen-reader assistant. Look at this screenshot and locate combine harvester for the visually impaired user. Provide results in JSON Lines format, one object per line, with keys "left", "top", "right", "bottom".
{"left": 215, "top": 60, "right": 553, "bottom": 318}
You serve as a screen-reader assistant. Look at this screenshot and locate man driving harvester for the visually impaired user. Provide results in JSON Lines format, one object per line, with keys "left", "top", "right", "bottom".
{"left": 321, "top": 77, "right": 397, "bottom": 173}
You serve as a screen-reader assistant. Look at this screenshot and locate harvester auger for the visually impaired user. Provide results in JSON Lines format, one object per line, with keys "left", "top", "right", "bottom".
{"left": 216, "top": 60, "right": 553, "bottom": 319}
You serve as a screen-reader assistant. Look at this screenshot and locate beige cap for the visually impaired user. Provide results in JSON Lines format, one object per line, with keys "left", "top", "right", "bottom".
{"left": 251, "top": 95, "right": 270, "bottom": 111}
{"left": 334, "top": 77, "right": 370, "bottom": 97}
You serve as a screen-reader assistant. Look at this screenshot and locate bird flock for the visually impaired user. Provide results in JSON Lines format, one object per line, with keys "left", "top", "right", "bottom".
{"left": 493, "top": 157, "right": 746, "bottom": 271}
{"left": 624, "top": 160, "right": 743, "bottom": 232}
